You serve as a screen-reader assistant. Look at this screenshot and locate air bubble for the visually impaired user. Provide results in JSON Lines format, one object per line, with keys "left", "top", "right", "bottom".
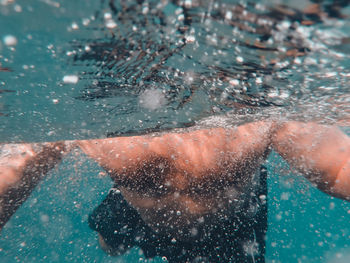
{"left": 229, "top": 79, "right": 239, "bottom": 86}
{"left": 82, "top": 18, "right": 90, "bottom": 26}
{"left": 63, "top": 75, "right": 79, "bottom": 84}
{"left": 106, "top": 20, "right": 117, "bottom": 29}
{"left": 139, "top": 89, "right": 166, "bottom": 110}
{"left": 225, "top": 11, "right": 232, "bottom": 20}
{"left": 40, "top": 214, "right": 49, "bottom": 223}
{"left": 3, "top": 35, "right": 17, "bottom": 46}
{"left": 186, "top": 35, "right": 196, "bottom": 43}
{"left": 104, "top": 13, "right": 112, "bottom": 20}
{"left": 236, "top": 56, "right": 243, "bottom": 63}
{"left": 184, "top": 0, "right": 192, "bottom": 8}
{"left": 71, "top": 22, "right": 79, "bottom": 30}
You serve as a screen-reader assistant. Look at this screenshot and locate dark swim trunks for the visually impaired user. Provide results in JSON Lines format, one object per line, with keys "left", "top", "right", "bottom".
{"left": 88, "top": 166, "right": 268, "bottom": 263}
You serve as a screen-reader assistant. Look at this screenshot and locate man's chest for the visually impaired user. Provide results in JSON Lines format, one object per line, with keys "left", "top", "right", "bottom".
{"left": 119, "top": 166, "right": 263, "bottom": 239}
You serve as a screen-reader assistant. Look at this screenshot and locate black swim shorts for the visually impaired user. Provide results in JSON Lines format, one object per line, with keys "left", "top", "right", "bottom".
{"left": 88, "top": 166, "right": 268, "bottom": 263}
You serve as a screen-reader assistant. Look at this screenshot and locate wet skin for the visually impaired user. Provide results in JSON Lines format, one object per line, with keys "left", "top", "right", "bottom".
{"left": 78, "top": 121, "right": 273, "bottom": 237}
{"left": 77, "top": 121, "right": 350, "bottom": 239}
{"left": 0, "top": 121, "right": 350, "bottom": 241}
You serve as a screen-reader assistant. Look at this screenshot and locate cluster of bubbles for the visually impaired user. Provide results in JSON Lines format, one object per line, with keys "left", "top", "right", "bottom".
{"left": 66, "top": 0, "right": 350, "bottom": 136}
{"left": 1, "top": 0, "right": 349, "bottom": 137}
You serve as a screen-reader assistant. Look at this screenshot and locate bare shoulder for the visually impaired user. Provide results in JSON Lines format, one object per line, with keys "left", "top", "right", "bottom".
{"left": 75, "top": 120, "right": 274, "bottom": 174}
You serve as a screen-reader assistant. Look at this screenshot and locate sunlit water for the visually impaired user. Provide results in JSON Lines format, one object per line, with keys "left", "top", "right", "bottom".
{"left": 0, "top": 0, "right": 350, "bottom": 262}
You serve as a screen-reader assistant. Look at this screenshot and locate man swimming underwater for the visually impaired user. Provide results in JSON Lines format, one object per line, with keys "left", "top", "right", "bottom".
{"left": 0, "top": 120, "right": 349, "bottom": 262}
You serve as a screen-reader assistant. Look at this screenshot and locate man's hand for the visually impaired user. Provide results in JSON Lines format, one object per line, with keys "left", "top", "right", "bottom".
{"left": 0, "top": 142, "right": 67, "bottom": 229}
{"left": 272, "top": 122, "right": 350, "bottom": 200}
{"left": 0, "top": 144, "right": 36, "bottom": 195}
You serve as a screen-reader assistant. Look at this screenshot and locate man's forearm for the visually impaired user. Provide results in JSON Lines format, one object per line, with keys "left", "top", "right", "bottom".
{"left": 272, "top": 121, "right": 350, "bottom": 200}
{"left": 0, "top": 142, "right": 67, "bottom": 229}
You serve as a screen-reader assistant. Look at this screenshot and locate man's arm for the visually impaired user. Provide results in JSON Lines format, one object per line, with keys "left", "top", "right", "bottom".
{"left": 2, "top": 120, "right": 347, "bottom": 230}
{"left": 0, "top": 142, "right": 68, "bottom": 229}
{"left": 272, "top": 122, "right": 350, "bottom": 200}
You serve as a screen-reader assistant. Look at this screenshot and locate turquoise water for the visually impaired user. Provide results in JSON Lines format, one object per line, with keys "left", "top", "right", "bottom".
{"left": 1, "top": 0, "right": 350, "bottom": 262}
{"left": 0, "top": 153, "right": 349, "bottom": 262}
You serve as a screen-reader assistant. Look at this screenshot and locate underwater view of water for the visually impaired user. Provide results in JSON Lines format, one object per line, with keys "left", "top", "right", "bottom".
{"left": 0, "top": 0, "right": 350, "bottom": 262}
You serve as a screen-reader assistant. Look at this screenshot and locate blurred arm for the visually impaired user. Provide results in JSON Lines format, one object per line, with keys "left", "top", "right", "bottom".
{"left": 272, "top": 122, "right": 350, "bottom": 200}
{"left": 0, "top": 142, "right": 68, "bottom": 229}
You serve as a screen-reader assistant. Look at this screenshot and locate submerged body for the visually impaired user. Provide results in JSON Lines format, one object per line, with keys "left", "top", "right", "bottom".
{"left": 0, "top": 120, "right": 350, "bottom": 262}
{"left": 78, "top": 122, "right": 272, "bottom": 239}
{"left": 89, "top": 167, "right": 268, "bottom": 262}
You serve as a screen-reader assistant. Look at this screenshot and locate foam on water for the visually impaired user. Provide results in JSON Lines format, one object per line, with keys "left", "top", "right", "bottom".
{"left": 139, "top": 89, "right": 167, "bottom": 111}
